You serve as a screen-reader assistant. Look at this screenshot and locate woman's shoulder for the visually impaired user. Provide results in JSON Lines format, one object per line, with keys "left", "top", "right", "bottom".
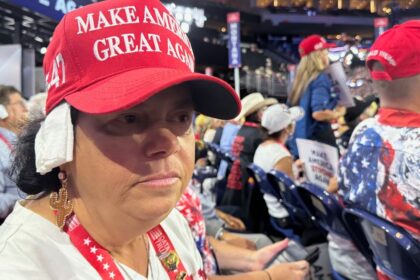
{"left": 0, "top": 203, "right": 102, "bottom": 279}
{"left": 0, "top": 204, "right": 60, "bottom": 277}
{"left": 254, "top": 141, "right": 291, "bottom": 167}
{"left": 0, "top": 202, "right": 65, "bottom": 253}
{"left": 257, "top": 141, "right": 290, "bottom": 154}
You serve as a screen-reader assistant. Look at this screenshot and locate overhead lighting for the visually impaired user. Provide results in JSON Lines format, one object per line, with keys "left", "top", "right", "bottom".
{"left": 34, "top": 36, "right": 43, "bottom": 43}
{"left": 180, "top": 22, "right": 190, "bottom": 33}
{"left": 370, "top": 0, "right": 376, "bottom": 13}
{"left": 165, "top": 3, "right": 207, "bottom": 31}
{"left": 40, "top": 47, "right": 47, "bottom": 54}
{"left": 350, "top": 46, "right": 359, "bottom": 55}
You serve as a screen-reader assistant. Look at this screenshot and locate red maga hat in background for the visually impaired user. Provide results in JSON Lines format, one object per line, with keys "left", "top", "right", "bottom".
{"left": 366, "top": 20, "right": 420, "bottom": 81}
{"left": 298, "top": 35, "right": 336, "bottom": 58}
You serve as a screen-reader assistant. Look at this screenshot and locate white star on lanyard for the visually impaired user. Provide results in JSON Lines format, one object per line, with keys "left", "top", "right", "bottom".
{"left": 103, "top": 263, "right": 110, "bottom": 271}
{"left": 90, "top": 246, "right": 98, "bottom": 254}
{"left": 109, "top": 271, "right": 115, "bottom": 279}
{"left": 97, "top": 254, "right": 104, "bottom": 262}
{"left": 83, "top": 238, "right": 92, "bottom": 246}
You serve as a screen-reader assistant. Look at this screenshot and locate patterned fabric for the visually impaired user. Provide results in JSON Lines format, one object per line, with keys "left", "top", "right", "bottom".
{"left": 339, "top": 108, "right": 420, "bottom": 238}
{"left": 176, "top": 187, "right": 217, "bottom": 275}
{"left": 222, "top": 123, "right": 264, "bottom": 209}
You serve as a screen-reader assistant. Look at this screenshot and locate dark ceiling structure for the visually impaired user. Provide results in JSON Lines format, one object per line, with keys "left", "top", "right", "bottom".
{"left": 0, "top": 0, "right": 57, "bottom": 65}
{"left": 0, "top": 0, "right": 418, "bottom": 66}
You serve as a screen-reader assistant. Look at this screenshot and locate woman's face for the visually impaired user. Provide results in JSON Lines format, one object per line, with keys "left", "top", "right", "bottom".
{"left": 67, "top": 86, "right": 195, "bottom": 223}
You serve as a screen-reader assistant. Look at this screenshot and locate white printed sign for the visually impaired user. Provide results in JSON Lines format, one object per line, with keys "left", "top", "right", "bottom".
{"left": 296, "top": 139, "right": 338, "bottom": 189}
{"left": 327, "top": 62, "right": 355, "bottom": 108}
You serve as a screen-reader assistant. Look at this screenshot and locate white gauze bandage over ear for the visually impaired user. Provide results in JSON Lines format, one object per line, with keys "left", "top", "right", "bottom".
{"left": 35, "top": 102, "right": 74, "bottom": 175}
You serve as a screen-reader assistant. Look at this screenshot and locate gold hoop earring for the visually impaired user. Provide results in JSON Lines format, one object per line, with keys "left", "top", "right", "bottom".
{"left": 50, "top": 171, "right": 74, "bottom": 230}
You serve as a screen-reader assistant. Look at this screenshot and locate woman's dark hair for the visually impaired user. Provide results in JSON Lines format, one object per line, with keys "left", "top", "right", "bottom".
{"left": 261, "top": 127, "right": 282, "bottom": 142}
{"left": 10, "top": 108, "right": 78, "bottom": 195}
{"left": 245, "top": 111, "right": 260, "bottom": 123}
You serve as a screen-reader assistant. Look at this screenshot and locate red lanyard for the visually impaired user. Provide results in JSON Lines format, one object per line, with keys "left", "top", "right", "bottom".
{"left": 243, "top": 122, "right": 260, "bottom": 128}
{"left": 65, "top": 215, "right": 193, "bottom": 280}
{"left": 0, "top": 133, "right": 12, "bottom": 151}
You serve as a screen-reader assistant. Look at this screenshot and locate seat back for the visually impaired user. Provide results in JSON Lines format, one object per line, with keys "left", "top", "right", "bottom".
{"left": 298, "top": 184, "right": 375, "bottom": 267}
{"left": 343, "top": 208, "right": 420, "bottom": 280}
{"left": 296, "top": 182, "right": 349, "bottom": 237}
{"left": 266, "top": 170, "right": 309, "bottom": 226}
{"left": 206, "top": 142, "right": 217, "bottom": 153}
{"left": 247, "top": 164, "right": 299, "bottom": 239}
{"left": 192, "top": 166, "right": 217, "bottom": 185}
{"left": 247, "top": 163, "right": 276, "bottom": 196}
{"left": 220, "top": 151, "right": 236, "bottom": 164}
{"left": 243, "top": 163, "right": 272, "bottom": 233}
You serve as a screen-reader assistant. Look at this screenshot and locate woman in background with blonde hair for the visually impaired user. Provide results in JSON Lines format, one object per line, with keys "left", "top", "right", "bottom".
{"left": 288, "top": 35, "right": 344, "bottom": 156}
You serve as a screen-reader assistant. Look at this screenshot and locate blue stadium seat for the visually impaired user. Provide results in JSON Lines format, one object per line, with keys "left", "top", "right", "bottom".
{"left": 266, "top": 170, "right": 309, "bottom": 227}
{"left": 247, "top": 164, "right": 296, "bottom": 239}
{"left": 296, "top": 182, "right": 350, "bottom": 238}
{"left": 206, "top": 142, "right": 220, "bottom": 154}
{"left": 296, "top": 183, "right": 376, "bottom": 279}
{"left": 247, "top": 163, "right": 273, "bottom": 195}
{"left": 343, "top": 208, "right": 420, "bottom": 280}
{"left": 192, "top": 166, "right": 218, "bottom": 185}
{"left": 220, "top": 151, "right": 235, "bottom": 164}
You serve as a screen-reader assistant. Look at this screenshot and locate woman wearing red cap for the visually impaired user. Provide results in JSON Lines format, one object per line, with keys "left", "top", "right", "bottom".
{"left": 0, "top": 0, "right": 243, "bottom": 279}
{"left": 0, "top": 0, "right": 311, "bottom": 279}
{"left": 288, "top": 35, "right": 344, "bottom": 156}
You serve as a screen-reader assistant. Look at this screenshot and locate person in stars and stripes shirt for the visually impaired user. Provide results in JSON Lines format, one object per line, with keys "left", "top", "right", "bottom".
{"left": 329, "top": 20, "right": 420, "bottom": 280}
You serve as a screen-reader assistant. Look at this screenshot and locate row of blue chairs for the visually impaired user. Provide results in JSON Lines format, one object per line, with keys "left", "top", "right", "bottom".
{"left": 206, "top": 142, "right": 236, "bottom": 164}
{"left": 204, "top": 142, "right": 420, "bottom": 279}
{"left": 247, "top": 163, "right": 420, "bottom": 280}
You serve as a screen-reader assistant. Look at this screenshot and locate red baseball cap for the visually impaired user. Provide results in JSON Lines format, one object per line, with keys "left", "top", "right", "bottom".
{"left": 298, "top": 35, "right": 336, "bottom": 57}
{"left": 43, "top": 0, "right": 241, "bottom": 119}
{"left": 366, "top": 20, "right": 420, "bottom": 81}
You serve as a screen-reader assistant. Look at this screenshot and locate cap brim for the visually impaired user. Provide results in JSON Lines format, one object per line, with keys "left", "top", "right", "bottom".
{"left": 369, "top": 70, "right": 392, "bottom": 81}
{"left": 65, "top": 68, "right": 241, "bottom": 120}
{"left": 234, "top": 97, "right": 278, "bottom": 121}
{"left": 366, "top": 55, "right": 393, "bottom": 81}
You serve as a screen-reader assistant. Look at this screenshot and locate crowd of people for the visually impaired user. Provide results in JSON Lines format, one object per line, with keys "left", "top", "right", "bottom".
{"left": 193, "top": 20, "right": 419, "bottom": 280}
{"left": 0, "top": 0, "right": 418, "bottom": 279}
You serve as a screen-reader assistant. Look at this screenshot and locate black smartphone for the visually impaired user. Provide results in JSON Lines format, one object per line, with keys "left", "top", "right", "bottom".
{"left": 265, "top": 240, "right": 319, "bottom": 268}
{"left": 304, "top": 247, "right": 320, "bottom": 265}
